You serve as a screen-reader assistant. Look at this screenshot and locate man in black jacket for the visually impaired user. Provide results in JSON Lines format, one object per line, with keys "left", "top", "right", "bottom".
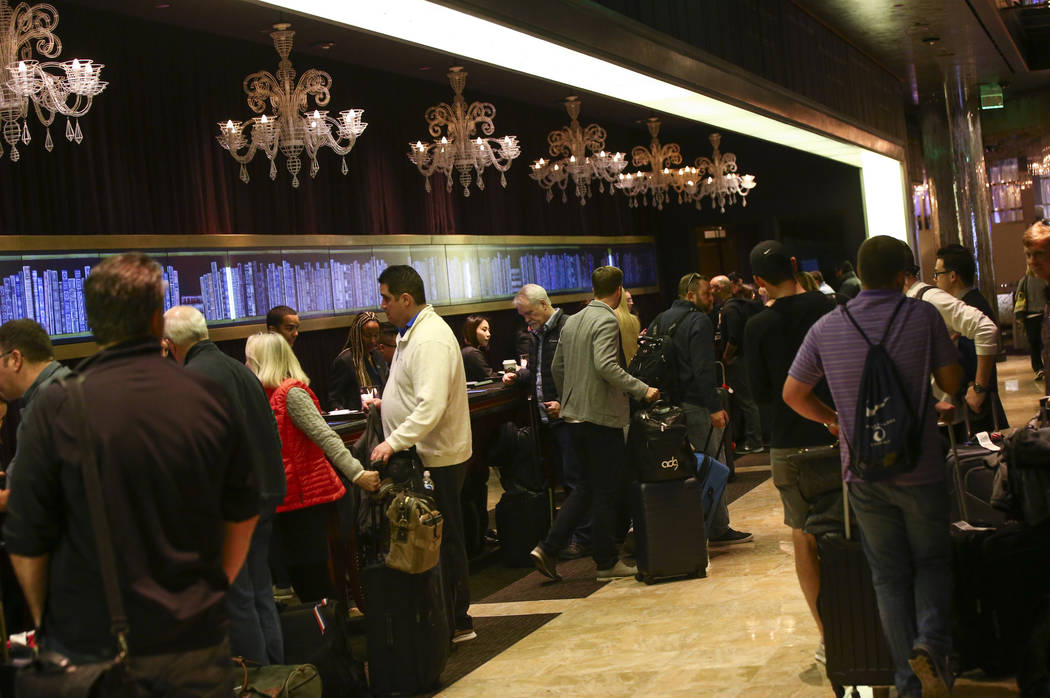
{"left": 514, "top": 284, "right": 590, "bottom": 558}
{"left": 649, "top": 273, "right": 751, "bottom": 546}
{"left": 165, "top": 304, "right": 286, "bottom": 666}
{"left": 5, "top": 254, "right": 257, "bottom": 695}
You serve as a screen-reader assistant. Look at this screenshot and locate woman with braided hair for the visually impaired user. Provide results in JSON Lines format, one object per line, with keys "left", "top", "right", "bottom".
{"left": 328, "top": 311, "right": 389, "bottom": 410}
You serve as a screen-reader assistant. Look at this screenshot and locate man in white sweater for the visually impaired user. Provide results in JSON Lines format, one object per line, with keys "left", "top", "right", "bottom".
{"left": 370, "top": 265, "right": 475, "bottom": 643}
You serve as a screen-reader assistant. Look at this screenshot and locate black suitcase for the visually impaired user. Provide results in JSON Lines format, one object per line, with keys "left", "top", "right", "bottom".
{"left": 280, "top": 598, "right": 367, "bottom": 697}
{"left": 945, "top": 429, "right": 1006, "bottom": 526}
{"left": 630, "top": 477, "right": 707, "bottom": 584}
{"left": 627, "top": 402, "right": 693, "bottom": 482}
{"left": 817, "top": 483, "right": 895, "bottom": 696}
{"left": 361, "top": 563, "right": 450, "bottom": 696}
{"left": 495, "top": 489, "right": 552, "bottom": 567}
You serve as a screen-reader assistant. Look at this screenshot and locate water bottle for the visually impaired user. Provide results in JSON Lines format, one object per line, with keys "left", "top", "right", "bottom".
{"left": 422, "top": 470, "right": 435, "bottom": 492}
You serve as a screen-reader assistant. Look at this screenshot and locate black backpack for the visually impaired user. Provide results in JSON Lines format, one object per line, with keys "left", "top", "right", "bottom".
{"left": 628, "top": 306, "right": 695, "bottom": 402}
{"left": 841, "top": 297, "right": 926, "bottom": 481}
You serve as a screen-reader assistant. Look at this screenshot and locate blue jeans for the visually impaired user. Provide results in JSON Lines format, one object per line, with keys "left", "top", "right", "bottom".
{"left": 681, "top": 402, "right": 730, "bottom": 538}
{"left": 849, "top": 481, "right": 953, "bottom": 697}
{"left": 228, "top": 506, "right": 284, "bottom": 665}
{"left": 550, "top": 421, "right": 591, "bottom": 547}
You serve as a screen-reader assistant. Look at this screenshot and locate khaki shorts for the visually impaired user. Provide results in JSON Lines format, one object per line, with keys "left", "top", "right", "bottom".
{"left": 770, "top": 446, "right": 809, "bottom": 529}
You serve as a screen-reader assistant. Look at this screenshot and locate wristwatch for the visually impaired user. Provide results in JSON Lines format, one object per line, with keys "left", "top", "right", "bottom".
{"left": 973, "top": 382, "right": 987, "bottom": 394}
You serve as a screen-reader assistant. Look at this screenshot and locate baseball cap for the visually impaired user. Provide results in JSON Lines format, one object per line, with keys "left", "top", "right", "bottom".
{"left": 749, "top": 240, "right": 793, "bottom": 283}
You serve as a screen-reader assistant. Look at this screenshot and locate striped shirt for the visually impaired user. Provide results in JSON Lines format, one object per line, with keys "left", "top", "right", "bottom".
{"left": 789, "top": 289, "right": 959, "bottom": 485}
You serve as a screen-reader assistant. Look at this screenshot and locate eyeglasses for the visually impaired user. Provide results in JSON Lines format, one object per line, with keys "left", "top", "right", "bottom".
{"left": 932, "top": 270, "right": 952, "bottom": 278}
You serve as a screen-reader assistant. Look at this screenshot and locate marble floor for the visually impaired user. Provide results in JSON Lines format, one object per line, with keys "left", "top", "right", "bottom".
{"left": 439, "top": 356, "right": 1040, "bottom": 697}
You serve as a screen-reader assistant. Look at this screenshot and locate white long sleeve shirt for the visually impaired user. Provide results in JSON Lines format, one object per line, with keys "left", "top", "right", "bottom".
{"left": 905, "top": 281, "right": 999, "bottom": 355}
{"left": 380, "top": 304, "right": 472, "bottom": 468}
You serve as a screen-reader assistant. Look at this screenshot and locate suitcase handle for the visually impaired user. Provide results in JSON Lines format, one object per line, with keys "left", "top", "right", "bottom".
{"left": 946, "top": 419, "right": 970, "bottom": 523}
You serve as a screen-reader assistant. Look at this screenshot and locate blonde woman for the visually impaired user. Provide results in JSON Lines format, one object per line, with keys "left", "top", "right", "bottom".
{"left": 245, "top": 332, "right": 379, "bottom": 601}
{"left": 615, "top": 288, "right": 641, "bottom": 364}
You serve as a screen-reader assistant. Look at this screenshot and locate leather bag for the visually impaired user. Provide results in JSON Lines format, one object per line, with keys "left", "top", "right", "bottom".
{"left": 16, "top": 375, "right": 135, "bottom": 697}
{"left": 385, "top": 490, "right": 443, "bottom": 574}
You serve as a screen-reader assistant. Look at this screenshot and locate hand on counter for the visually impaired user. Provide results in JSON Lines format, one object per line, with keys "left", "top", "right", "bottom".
{"left": 501, "top": 372, "right": 518, "bottom": 385}
{"left": 370, "top": 441, "right": 394, "bottom": 464}
{"left": 364, "top": 397, "right": 382, "bottom": 412}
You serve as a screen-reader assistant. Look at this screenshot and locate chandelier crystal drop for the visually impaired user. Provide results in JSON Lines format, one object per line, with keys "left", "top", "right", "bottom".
{"left": 615, "top": 118, "right": 695, "bottom": 210}
{"left": 0, "top": 0, "right": 107, "bottom": 163}
{"left": 216, "top": 23, "right": 367, "bottom": 189}
{"left": 408, "top": 66, "right": 520, "bottom": 197}
{"left": 690, "top": 133, "right": 757, "bottom": 212}
{"left": 529, "top": 96, "right": 626, "bottom": 205}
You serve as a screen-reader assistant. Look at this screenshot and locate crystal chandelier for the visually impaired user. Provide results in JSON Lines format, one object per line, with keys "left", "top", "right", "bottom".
{"left": 216, "top": 23, "right": 367, "bottom": 189}
{"left": 0, "top": 0, "right": 107, "bottom": 162}
{"left": 689, "top": 133, "right": 756, "bottom": 212}
{"left": 529, "top": 97, "right": 626, "bottom": 205}
{"left": 408, "top": 66, "right": 520, "bottom": 197}
{"left": 615, "top": 118, "right": 697, "bottom": 210}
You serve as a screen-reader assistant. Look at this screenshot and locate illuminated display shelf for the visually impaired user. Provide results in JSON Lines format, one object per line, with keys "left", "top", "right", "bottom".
{"left": 0, "top": 235, "right": 658, "bottom": 359}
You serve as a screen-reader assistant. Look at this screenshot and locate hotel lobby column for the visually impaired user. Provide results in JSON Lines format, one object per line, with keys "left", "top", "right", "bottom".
{"left": 920, "top": 65, "right": 997, "bottom": 304}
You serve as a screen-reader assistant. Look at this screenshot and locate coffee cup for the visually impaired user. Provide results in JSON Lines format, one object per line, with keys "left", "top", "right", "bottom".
{"left": 502, "top": 359, "right": 518, "bottom": 373}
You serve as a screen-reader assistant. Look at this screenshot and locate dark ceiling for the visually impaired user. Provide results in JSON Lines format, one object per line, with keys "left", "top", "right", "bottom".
{"left": 794, "top": 0, "right": 1050, "bottom": 102}
{"left": 62, "top": 0, "right": 701, "bottom": 134}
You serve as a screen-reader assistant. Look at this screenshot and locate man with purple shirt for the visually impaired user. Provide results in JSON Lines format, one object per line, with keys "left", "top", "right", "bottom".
{"left": 783, "top": 236, "right": 962, "bottom": 698}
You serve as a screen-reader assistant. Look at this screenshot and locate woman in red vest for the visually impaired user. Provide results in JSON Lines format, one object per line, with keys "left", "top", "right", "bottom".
{"left": 246, "top": 332, "right": 380, "bottom": 602}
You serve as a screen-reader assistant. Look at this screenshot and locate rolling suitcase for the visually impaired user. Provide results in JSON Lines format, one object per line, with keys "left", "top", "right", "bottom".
{"left": 361, "top": 563, "right": 450, "bottom": 696}
{"left": 630, "top": 477, "right": 707, "bottom": 584}
{"left": 627, "top": 401, "right": 693, "bottom": 482}
{"left": 817, "top": 481, "right": 895, "bottom": 697}
{"left": 945, "top": 412, "right": 1006, "bottom": 526}
{"left": 695, "top": 427, "right": 730, "bottom": 537}
{"left": 495, "top": 489, "right": 552, "bottom": 567}
{"left": 280, "top": 598, "right": 367, "bottom": 697}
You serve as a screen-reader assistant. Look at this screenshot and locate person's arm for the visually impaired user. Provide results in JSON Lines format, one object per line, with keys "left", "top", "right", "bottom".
{"left": 221, "top": 516, "right": 258, "bottom": 585}
{"left": 462, "top": 346, "right": 499, "bottom": 381}
{"left": 934, "top": 362, "right": 963, "bottom": 397}
{"left": 926, "top": 286, "right": 999, "bottom": 357}
{"left": 592, "top": 314, "right": 650, "bottom": 400}
{"left": 551, "top": 334, "right": 566, "bottom": 396}
{"left": 783, "top": 376, "right": 838, "bottom": 428}
{"left": 286, "top": 387, "right": 370, "bottom": 483}
{"left": 382, "top": 340, "right": 459, "bottom": 453}
{"left": 4, "top": 392, "right": 64, "bottom": 628}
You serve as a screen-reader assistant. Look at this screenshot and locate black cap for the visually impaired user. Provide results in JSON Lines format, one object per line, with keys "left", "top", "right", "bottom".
{"left": 750, "top": 240, "right": 793, "bottom": 284}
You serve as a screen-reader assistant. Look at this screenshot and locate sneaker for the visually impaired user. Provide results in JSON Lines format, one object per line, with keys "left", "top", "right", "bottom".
{"left": 452, "top": 628, "right": 477, "bottom": 644}
{"left": 620, "top": 529, "right": 635, "bottom": 557}
{"left": 1037, "top": 369, "right": 1045, "bottom": 381}
{"left": 708, "top": 528, "right": 754, "bottom": 547}
{"left": 559, "top": 541, "right": 589, "bottom": 560}
{"left": 272, "top": 586, "right": 299, "bottom": 604}
{"left": 814, "top": 642, "right": 826, "bottom": 665}
{"left": 596, "top": 560, "right": 637, "bottom": 580}
{"left": 908, "top": 643, "right": 951, "bottom": 698}
{"left": 529, "top": 545, "right": 561, "bottom": 580}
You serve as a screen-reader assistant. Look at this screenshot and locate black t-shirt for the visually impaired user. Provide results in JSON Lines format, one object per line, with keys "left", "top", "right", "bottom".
{"left": 744, "top": 291, "right": 837, "bottom": 449}
{"left": 4, "top": 338, "right": 257, "bottom": 658}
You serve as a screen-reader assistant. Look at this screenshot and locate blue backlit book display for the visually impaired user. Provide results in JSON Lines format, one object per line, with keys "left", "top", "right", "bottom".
{"left": 0, "top": 240, "right": 656, "bottom": 343}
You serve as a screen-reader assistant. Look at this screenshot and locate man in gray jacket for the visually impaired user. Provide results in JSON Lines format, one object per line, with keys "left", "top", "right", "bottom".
{"left": 530, "top": 266, "right": 658, "bottom": 581}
